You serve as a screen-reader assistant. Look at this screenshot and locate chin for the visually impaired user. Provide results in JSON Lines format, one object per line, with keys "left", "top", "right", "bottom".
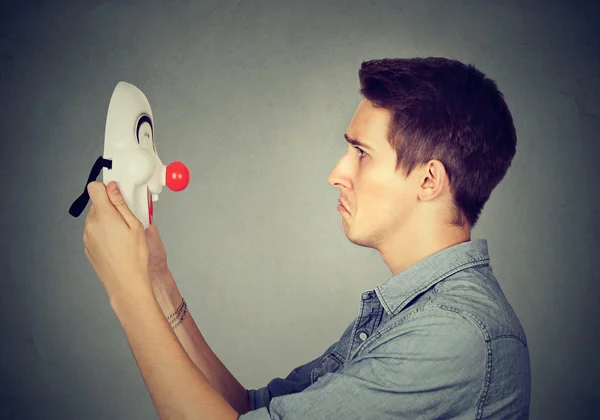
{"left": 348, "top": 237, "right": 375, "bottom": 249}
{"left": 344, "top": 228, "right": 375, "bottom": 249}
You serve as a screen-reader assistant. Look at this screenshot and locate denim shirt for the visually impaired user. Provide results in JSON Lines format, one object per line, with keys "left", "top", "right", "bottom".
{"left": 240, "top": 239, "right": 531, "bottom": 419}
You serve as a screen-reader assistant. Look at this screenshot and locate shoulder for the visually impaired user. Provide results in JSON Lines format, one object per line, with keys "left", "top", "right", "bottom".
{"left": 430, "top": 267, "right": 529, "bottom": 345}
{"left": 358, "top": 304, "right": 488, "bottom": 369}
{"left": 348, "top": 304, "right": 488, "bottom": 407}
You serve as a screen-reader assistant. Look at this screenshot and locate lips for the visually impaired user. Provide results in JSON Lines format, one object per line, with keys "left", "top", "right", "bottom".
{"left": 338, "top": 199, "right": 350, "bottom": 214}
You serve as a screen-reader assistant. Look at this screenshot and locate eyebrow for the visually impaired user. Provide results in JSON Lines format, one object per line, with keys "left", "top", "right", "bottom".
{"left": 344, "top": 134, "right": 374, "bottom": 151}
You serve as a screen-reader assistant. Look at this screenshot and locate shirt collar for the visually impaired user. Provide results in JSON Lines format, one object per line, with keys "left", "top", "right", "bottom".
{"left": 374, "top": 239, "right": 490, "bottom": 316}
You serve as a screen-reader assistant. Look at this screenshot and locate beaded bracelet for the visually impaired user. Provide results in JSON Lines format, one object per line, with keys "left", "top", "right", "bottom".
{"left": 167, "top": 297, "right": 187, "bottom": 330}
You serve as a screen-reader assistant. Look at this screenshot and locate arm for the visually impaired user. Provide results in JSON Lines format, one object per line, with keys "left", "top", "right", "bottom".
{"left": 153, "top": 269, "right": 251, "bottom": 415}
{"left": 238, "top": 307, "right": 488, "bottom": 419}
{"left": 110, "top": 280, "right": 239, "bottom": 420}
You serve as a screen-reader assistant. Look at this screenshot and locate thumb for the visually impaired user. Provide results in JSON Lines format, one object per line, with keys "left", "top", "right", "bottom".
{"left": 145, "top": 221, "right": 159, "bottom": 236}
{"left": 107, "top": 181, "right": 141, "bottom": 229}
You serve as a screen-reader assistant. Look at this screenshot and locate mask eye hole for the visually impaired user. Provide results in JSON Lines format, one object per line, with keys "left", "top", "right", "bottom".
{"left": 136, "top": 115, "right": 154, "bottom": 151}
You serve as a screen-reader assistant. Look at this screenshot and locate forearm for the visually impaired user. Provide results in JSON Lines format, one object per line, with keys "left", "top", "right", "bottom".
{"left": 153, "top": 270, "right": 251, "bottom": 415}
{"left": 110, "top": 284, "right": 238, "bottom": 420}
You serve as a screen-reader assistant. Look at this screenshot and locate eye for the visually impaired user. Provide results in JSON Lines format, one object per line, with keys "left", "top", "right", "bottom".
{"left": 353, "top": 146, "right": 367, "bottom": 158}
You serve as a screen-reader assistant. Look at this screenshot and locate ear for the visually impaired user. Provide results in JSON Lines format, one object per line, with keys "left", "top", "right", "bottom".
{"left": 418, "top": 160, "right": 448, "bottom": 202}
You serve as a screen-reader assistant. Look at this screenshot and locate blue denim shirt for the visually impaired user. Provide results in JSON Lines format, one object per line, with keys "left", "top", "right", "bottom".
{"left": 240, "top": 239, "right": 531, "bottom": 419}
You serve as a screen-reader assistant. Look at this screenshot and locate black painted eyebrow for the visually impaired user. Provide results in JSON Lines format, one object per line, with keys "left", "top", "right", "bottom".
{"left": 344, "top": 134, "right": 374, "bottom": 151}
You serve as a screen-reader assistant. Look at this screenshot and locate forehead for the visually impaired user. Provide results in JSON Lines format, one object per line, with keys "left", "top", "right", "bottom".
{"left": 346, "top": 99, "right": 392, "bottom": 145}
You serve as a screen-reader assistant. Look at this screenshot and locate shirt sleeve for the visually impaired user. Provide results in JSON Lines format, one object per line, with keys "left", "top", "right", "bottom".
{"left": 247, "top": 340, "right": 342, "bottom": 411}
{"left": 239, "top": 307, "right": 487, "bottom": 420}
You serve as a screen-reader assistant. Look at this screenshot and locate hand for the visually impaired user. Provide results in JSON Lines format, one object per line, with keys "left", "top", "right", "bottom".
{"left": 83, "top": 181, "right": 151, "bottom": 301}
{"left": 145, "top": 221, "right": 170, "bottom": 288}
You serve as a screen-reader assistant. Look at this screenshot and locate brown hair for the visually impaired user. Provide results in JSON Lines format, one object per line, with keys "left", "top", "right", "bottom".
{"left": 358, "top": 57, "right": 517, "bottom": 229}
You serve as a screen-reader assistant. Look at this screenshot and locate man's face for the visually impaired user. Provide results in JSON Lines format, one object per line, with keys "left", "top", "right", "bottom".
{"left": 328, "top": 98, "right": 420, "bottom": 250}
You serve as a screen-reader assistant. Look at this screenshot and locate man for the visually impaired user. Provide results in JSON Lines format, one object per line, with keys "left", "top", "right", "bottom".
{"left": 241, "top": 58, "right": 531, "bottom": 418}
{"left": 86, "top": 57, "right": 530, "bottom": 419}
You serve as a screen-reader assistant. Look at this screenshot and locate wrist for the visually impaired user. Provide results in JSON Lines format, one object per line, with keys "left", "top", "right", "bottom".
{"left": 152, "top": 271, "right": 183, "bottom": 317}
{"left": 156, "top": 282, "right": 188, "bottom": 330}
{"left": 149, "top": 266, "right": 174, "bottom": 295}
{"left": 109, "top": 282, "right": 156, "bottom": 319}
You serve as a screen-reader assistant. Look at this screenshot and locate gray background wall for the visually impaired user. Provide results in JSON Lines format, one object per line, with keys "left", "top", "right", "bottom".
{"left": 1, "top": 0, "right": 598, "bottom": 418}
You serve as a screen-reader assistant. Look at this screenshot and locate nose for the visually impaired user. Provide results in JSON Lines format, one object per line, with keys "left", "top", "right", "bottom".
{"left": 165, "top": 161, "right": 190, "bottom": 191}
{"left": 327, "top": 155, "right": 348, "bottom": 189}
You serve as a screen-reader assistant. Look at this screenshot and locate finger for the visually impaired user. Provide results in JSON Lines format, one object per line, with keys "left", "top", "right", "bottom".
{"left": 145, "top": 220, "right": 159, "bottom": 236}
{"left": 85, "top": 204, "right": 91, "bottom": 227}
{"left": 87, "top": 182, "right": 106, "bottom": 207}
{"left": 88, "top": 181, "right": 133, "bottom": 229}
{"left": 84, "top": 244, "right": 93, "bottom": 263}
{"left": 85, "top": 203, "right": 95, "bottom": 228}
{"left": 106, "top": 181, "right": 142, "bottom": 230}
{"left": 87, "top": 181, "right": 120, "bottom": 217}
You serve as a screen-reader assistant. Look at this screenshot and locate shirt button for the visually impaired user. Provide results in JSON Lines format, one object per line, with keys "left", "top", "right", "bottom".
{"left": 359, "top": 332, "right": 368, "bottom": 341}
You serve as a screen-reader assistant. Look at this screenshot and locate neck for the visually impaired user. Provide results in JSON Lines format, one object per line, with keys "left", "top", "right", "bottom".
{"left": 380, "top": 219, "right": 471, "bottom": 277}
